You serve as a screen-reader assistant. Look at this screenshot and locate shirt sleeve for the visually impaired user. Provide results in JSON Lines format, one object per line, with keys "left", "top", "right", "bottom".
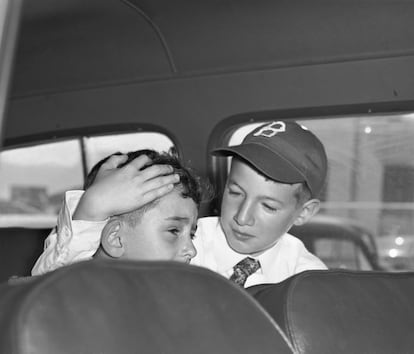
{"left": 31, "top": 190, "right": 107, "bottom": 275}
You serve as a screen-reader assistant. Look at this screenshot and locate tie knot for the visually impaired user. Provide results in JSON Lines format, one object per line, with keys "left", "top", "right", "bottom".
{"left": 230, "top": 257, "right": 261, "bottom": 287}
{"left": 234, "top": 257, "right": 261, "bottom": 276}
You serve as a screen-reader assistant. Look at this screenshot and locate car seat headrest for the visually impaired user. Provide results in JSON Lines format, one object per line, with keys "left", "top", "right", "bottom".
{"left": 0, "top": 260, "right": 293, "bottom": 354}
{"left": 250, "top": 270, "right": 414, "bottom": 354}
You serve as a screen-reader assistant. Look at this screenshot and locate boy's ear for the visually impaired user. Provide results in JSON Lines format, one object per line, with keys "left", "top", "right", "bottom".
{"left": 293, "top": 199, "right": 320, "bottom": 226}
{"left": 101, "top": 218, "right": 125, "bottom": 258}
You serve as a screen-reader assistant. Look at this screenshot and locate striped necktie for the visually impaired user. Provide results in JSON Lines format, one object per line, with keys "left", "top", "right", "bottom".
{"left": 230, "top": 257, "right": 261, "bottom": 287}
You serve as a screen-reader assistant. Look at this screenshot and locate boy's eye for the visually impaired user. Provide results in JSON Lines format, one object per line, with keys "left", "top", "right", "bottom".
{"left": 168, "top": 228, "right": 180, "bottom": 236}
{"left": 228, "top": 187, "right": 242, "bottom": 196}
{"left": 262, "top": 203, "right": 277, "bottom": 212}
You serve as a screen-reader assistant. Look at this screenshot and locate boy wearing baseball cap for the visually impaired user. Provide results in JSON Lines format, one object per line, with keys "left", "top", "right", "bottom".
{"left": 32, "top": 120, "right": 327, "bottom": 287}
{"left": 191, "top": 120, "right": 327, "bottom": 286}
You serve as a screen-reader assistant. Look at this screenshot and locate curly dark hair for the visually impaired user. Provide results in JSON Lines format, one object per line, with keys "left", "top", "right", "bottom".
{"left": 85, "top": 149, "right": 203, "bottom": 208}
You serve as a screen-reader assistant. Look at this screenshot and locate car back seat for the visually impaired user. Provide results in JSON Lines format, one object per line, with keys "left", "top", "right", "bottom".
{"left": 249, "top": 270, "right": 414, "bottom": 354}
{"left": 0, "top": 227, "right": 49, "bottom": 282}
{"left": 0, "top": 260, "right": 294, "bottom": 354}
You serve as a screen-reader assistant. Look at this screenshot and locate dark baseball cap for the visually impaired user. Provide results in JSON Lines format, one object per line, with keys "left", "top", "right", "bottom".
{"left": 212, "top": 121, "right": 328, "bottom": 197}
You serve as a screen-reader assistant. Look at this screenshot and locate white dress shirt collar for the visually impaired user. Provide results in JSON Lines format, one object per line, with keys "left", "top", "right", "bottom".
{"left": 213, "top": 219, "right": 285, "bottom": 278}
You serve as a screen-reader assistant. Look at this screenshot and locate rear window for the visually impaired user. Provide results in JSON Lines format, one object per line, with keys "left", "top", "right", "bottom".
{"left": 314, "top": 238, "right": 373, "bottom": 271}
{"left": 211, "top": 113, "right": 414, "bottom": 272}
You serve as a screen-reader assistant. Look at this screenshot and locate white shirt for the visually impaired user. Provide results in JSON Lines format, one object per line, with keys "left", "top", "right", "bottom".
{"left": 31, "top": 191, "right": 105, "bottom": 275}
{"left": 32, "top": 191, "right": 327, "bottom": 285}
{"left": 193, "top": 217, "right": 327, "bottom": 287}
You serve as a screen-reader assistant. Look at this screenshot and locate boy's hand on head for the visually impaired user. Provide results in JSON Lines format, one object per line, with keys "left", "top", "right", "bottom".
{"left": 74, "top": 154, "right": 179, "bottom": 221}
{"left": 94, "top": 154, "right": 129, "bottom": 182}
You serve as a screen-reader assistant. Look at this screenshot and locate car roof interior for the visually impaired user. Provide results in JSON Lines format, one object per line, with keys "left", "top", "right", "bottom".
{"left": 6, "top": 0, "right": 414, "bottom": 179}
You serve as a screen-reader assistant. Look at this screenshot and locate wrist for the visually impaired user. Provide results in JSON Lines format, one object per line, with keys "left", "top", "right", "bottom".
{"left": 73, "top": 191, "right": 109, "bottom": 221}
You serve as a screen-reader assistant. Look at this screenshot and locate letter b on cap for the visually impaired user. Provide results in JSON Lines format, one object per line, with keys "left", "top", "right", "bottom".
{"left": 253, "top": 121, "right": 286, "bottom": 138}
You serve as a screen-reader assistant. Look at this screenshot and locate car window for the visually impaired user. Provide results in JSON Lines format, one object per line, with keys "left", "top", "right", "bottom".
{"left": 314, "top": 238, "right": 373, "bottom": 271}
{"left": 215, "top": 113, "right": 414, "bottom": 271}
{"left": 84, "top": 132, "right": 175, "bottom": 171}
{"left": 0, "top": 130, "right": 176, "bottom": 228}
{"left": 0, "top": 140, "right": 83, "bottom": 228}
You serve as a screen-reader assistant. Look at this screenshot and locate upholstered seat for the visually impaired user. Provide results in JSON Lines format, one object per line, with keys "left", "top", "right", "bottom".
{"left": 249, "top": 270, "right": 414, "bottom": 354}
{"left": 0, "top": 260, "right": 293, "bottom": 354}
{"left": 0, "top": 227, "right": 49, "bottom": 282}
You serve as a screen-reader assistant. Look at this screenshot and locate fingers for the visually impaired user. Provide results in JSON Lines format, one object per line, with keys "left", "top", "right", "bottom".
{"left": 120, "top": 154, "right": 176, "bottom": 181}
{"left": 140, "top": 173, "right": 179, "bottom": 193}
{"left": 137, "top": 163, "right": 175, "bottom": 181}
{"left": 139, "top": 183, "right": 175, "bottom": 205}
{"left": 125, "top": 154, "right": 152, "bottom": 171}
{"left": 100, "top": 154, "right": 128, "bottom": 171}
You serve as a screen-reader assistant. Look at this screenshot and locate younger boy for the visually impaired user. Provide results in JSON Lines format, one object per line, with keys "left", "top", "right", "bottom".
{"left": 32, "top": 150, "right": 201, "bottom": 273}
{"left": 33, "top": 121, "right": 327, "bottom": 287}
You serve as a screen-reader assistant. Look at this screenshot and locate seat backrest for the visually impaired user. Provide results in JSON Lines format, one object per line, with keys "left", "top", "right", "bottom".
{"left": 0, "top": 227, "right": 49, "bottom": 282}
{"left": 250, "top": 270, "right": 414, "bottom": 354}
{"left": 0, "top": 260, "right": 294, "bottom": 354}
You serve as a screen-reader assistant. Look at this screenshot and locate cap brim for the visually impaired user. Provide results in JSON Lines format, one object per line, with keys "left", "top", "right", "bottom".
{"left": 212, "top": 144, "right": 306, "bottom": 184}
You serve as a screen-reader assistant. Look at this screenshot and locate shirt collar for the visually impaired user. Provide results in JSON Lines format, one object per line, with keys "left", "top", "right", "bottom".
{"left": 214, "top": 221, "right": 287, "bottom": 276}
{"left": 255, "top": 235, "right": 287, "bottom": 276}
{"left": 213, "top": 221, "right": 245, "bottom": 274}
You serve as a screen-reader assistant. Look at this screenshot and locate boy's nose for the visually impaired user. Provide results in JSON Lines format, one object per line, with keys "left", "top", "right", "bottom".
{"left": 234, "top": 200, "right": 254, "bottom": 226}
{"left": 184, "top": 238, "right": 197, "bottom": 259}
